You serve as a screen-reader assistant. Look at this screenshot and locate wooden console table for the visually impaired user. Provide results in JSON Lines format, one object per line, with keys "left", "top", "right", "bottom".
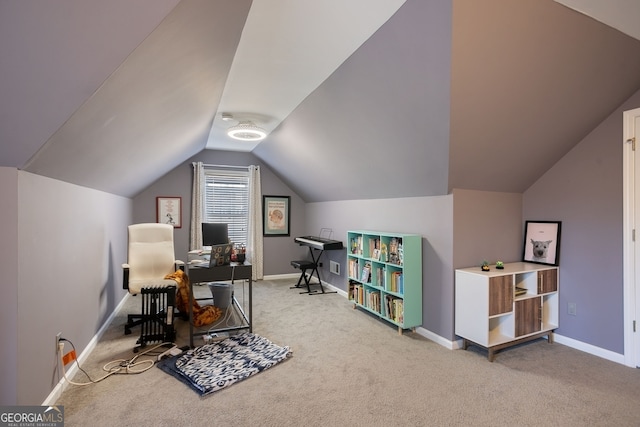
{"left": 186, "top": 262, "right": 252, "bottom": 348}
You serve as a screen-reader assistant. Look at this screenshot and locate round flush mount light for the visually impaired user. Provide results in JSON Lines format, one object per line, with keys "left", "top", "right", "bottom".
{"left": 226, "top": 121, "right": 267, "bottom": 141}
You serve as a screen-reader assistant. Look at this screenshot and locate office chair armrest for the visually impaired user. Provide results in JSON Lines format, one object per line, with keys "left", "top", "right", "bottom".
{"left": 122, "top": 264, "right": 130, "bottom": 290}
{"left": 175, "top": 260, "right": 185, "bottom": 271}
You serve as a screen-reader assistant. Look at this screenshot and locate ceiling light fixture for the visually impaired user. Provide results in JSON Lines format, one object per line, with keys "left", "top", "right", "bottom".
{"left": 226, "top": 121, "right": 267, "bottom": 142}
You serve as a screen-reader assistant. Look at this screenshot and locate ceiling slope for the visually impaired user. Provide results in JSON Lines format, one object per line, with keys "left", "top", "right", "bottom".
{"left": 449, "top": 0, "right": 640, "bottom": 193}
{"left": 555, "top": 0, "right": 640, "bottom": 42}
{"left": 254, "top": 0, "right": 452, "bottom": 202}
{"left": 23, "top": 0, "right": 251, "bottom": 197}
{"left": 4, "top": 0, "right": 640, "bottom": 204}
{"left": 205, "top": 0, "right": 406, "bottom": 152}
{"left": 0, "top": 0, "right": 181, "bottom": 168}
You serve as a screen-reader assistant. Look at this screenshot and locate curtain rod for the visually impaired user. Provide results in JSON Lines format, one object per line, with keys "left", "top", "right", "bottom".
{"left": 192, "top": 162, "right": 253, "bottom": 170}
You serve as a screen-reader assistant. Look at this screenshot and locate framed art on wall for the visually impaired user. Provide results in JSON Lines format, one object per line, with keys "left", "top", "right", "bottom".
{"left": 522, "top": 220, "right": 561, "bottom": 266}
{"left": 263, "top": 195, "right": 290, "bottom": 236}
{"left": 156, "top": 196, "right": 182, "bottom": 228}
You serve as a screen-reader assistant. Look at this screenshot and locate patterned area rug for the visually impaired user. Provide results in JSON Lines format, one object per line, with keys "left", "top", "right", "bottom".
{"left": 156, "top": 332, "right": 292, "bottom": 396}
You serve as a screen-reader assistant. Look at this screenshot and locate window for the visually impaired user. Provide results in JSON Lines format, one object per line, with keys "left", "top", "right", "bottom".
{"left": 203, "top": 167, "right": 249, "bottom": 247}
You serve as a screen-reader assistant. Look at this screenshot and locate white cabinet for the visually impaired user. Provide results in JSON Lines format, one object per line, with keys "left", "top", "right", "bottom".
{"left": 455, "top": 262, "right": 558, "bottom": 361}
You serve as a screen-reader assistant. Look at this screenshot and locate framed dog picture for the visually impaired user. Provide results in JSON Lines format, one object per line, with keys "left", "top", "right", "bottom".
{"left": 522, "top": 221, "right": 561, "bottom": 266}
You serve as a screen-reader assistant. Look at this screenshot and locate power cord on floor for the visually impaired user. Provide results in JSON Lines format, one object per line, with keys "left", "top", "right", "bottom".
{"left": 57, "top": 337, "right": 173, "bottom": 387}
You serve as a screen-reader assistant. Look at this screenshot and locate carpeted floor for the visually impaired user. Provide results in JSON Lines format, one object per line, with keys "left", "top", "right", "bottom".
{"left": 55, "top": 277, "right": 640, "bottom": 427}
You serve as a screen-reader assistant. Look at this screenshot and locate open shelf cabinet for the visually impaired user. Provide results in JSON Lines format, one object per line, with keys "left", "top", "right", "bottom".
{"left": 455, "top": 262, "right": 559, "bottom": 361}
{"left": 347, "top": 231, "right": 422, "bottom": 334}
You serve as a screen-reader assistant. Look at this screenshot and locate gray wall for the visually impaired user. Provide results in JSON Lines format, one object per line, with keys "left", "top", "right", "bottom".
{"left": 305, "top": 196, "right": 454, "bottom": 340}
{"left": 524, "top": 88, "right": 640, "bottom": 354}
{"left": 133, "top": 149, "right": 307, "bottom": 276}
{"left": 453, "top": 189, "right": 523, "bottom": 269}
{"left": 0, "top": 171, "right": 131, "bottom": 405}
{"left": 0, "top": 167, "right": 19, "bottom": 405}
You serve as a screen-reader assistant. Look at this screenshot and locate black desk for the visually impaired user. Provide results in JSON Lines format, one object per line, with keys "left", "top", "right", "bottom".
{"left": 186, "top": 262, "right": 252, "bottom": 348}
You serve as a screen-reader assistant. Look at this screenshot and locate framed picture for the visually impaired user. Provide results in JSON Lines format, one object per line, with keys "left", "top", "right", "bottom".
{"left": 156, "top": 197, "right": 182, "bottom": 228}
{"left": 522, "top": 221, "right": 561, "bottom": 266}
{"left": 263, "top": 195, "right": 290, "bottom": 236}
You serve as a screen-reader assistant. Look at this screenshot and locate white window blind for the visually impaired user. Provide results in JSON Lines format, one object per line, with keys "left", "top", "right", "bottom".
{"left": 203, "top": 167, "right": 249, "bottom": 247}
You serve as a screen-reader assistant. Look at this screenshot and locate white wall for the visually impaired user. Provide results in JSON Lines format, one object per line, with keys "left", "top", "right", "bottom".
{"left": 16, "top": 172, "right": 132, "bottom": 404}
{"left": 305, "top": 195, "right": 454, "bottom": 339}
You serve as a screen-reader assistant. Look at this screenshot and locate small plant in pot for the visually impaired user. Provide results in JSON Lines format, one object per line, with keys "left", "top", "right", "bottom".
{"left": 481, "top": 260, "right": 490, "bottom": 271}
{"left": 495, "top": 261, "right": 504, "bottom": 269}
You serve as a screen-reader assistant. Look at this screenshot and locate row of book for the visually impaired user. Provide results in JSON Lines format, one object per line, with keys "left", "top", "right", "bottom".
{"left": 348, "top": 258, "right": 361, "bottom": 280}
{"left": 349, "top": 236, "right": 381, "bottom": 258}
{"left": 386, "top": 295, "right": 404, "bottom": 324}
{"left": 389, "top": 271, "right": 403, "bottom": 294}
{"left": 348, "top": 280, "right": 405, "bottom": 323}
{"left": 349, "top": 258, "right": 405, "bottom": 294}
{"left": 349, "top": 235, "right": 404, "bottom": 265}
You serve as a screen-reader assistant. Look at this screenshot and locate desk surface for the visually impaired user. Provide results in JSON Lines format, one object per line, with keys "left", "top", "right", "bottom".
{"left": 187, "top": 262, "right": 252, "bottom": 283}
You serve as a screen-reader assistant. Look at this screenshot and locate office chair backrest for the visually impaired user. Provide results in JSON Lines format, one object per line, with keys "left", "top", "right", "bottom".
{"left": 127, "top": 223, "right": 176, "bottom": 282}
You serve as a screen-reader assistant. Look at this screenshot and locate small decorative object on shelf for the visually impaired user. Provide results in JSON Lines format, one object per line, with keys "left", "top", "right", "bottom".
{"left": 481, "top": 261, "right": 490, "bottom": 271}
{"left": 495, "top": 261, "right": 504, "bottom": 269}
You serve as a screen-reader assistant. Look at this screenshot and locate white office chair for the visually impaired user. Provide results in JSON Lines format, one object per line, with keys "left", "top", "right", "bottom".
{"left": 122, "top": 223, "right": 184, "bottom": 350}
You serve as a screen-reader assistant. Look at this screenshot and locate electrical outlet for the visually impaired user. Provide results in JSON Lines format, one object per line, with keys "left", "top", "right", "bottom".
{"left": 568, "top": 303, "right": 577, "bottom": 316}
{"left": 55, "top": 332, "right": 62, "bottom": 353}
{"left": 330, "top": 260, "right": 340, "bottom": 275}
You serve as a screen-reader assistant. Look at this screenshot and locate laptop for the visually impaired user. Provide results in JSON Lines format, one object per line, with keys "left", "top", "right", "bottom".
{"left": 209, "top": 243, "right": 232, "bottom": 267}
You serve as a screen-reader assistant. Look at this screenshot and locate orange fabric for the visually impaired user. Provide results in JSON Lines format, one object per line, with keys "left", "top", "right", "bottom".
{"left": 165, "top": 269, "right": 222, "bottom": 327}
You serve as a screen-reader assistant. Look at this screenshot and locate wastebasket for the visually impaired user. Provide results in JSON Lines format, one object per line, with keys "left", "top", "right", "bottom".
{"left": 208, "top": 282, "right": 233, "bottom": 309}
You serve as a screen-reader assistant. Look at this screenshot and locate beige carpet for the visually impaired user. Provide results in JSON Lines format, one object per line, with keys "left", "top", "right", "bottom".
{"left": 56, "top": 278, "right": 640, "bottom": 427}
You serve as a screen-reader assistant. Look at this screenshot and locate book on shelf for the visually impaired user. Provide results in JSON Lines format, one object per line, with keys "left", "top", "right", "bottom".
{"left": 365, "top": 288, "right": 381, "bottom": 313}
{"left": 369, "top": 237, "right": 380, "bottom": 259}
{"left": 515, "top": 287, "right": 527, "bottom": 297}
{"left": 384, "top": 295, "right": 404, "bottom": 324}
{"left": 361, "top": 262, "right": 372, "bottom": 283}
{"left": 389, "top": 271, "right": 403, "bottom": 293}
{"left": 375, "top": 266, "right": 385, "bottom": 288}
{"left": 348, "top": 258, "right": 360, "bottom": 278}
{"left": 350, "top": 235, "right": 363, "bottom": 255}
{"left": 349, "top": 280, "right": 364, "bottom": 305}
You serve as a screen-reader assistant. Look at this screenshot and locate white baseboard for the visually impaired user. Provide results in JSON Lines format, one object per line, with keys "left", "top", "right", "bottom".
{"left": 263, "top": 273, "right": 299, "bottom": 280}
{"left": 554, "top": 333, "right": 625, "bottom": 365}
{"left": 415, "top": 327, "right": 461, "bottom": 349}
{"left": 42, "top": 294, "right": 131, "bottom": 405}
{"left": 415, "top": 330, "right": 626, "bottom": 365}
{"left": 330, "top": 282, "right": 628, "bottom": 364}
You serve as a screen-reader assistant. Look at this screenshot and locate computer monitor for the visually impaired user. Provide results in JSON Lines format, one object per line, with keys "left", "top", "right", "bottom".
{"left": 202, "top": 223, "right": 229, "bottom": 246}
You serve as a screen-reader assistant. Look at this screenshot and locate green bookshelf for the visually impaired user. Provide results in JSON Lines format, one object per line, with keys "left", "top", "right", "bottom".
{"left": 347, "top": 230, "right": 422, "bottom": 334}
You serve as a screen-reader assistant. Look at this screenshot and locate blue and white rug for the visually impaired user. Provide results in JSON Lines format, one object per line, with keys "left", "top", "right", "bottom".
{"left": 157, "top": 332, "right": 292, "bottom": 396}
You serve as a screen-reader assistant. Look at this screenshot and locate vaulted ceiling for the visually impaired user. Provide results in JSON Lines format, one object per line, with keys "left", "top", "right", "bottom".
{"left": 2, "top": 0, "right": 640, "bottom": 202}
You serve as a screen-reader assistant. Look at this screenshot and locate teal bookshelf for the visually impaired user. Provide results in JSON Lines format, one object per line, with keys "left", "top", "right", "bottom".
{"left": 347, "top": 230, "right": 422, "bottom": 334}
